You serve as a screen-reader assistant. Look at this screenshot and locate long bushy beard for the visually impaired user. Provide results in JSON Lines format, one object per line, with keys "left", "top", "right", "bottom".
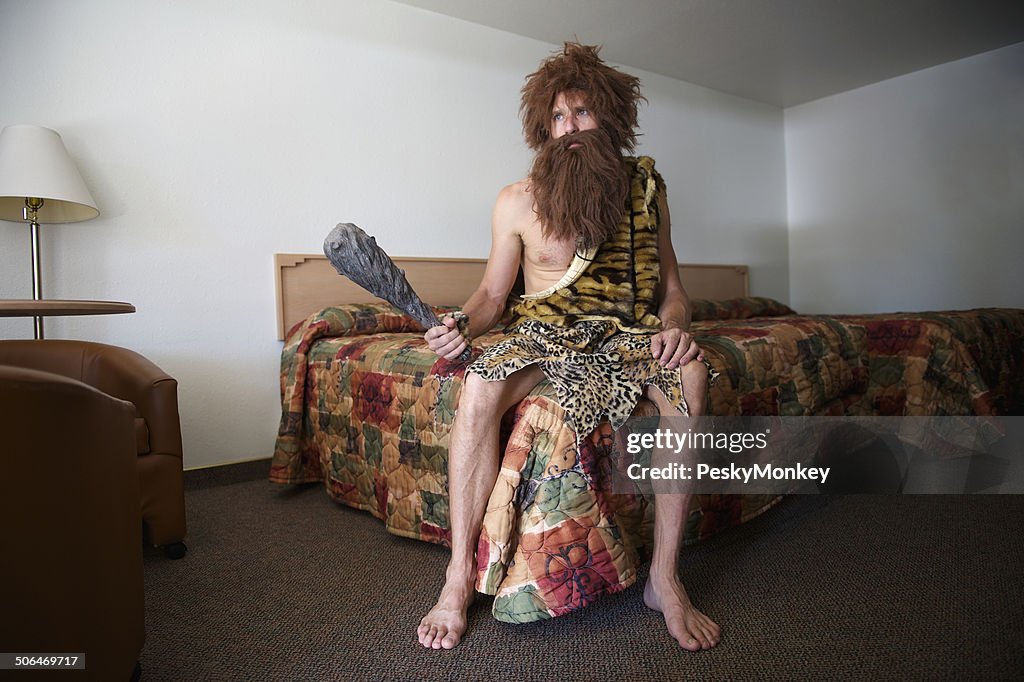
{"left": 529, "top": 128, "right": 630, "bottom": 252}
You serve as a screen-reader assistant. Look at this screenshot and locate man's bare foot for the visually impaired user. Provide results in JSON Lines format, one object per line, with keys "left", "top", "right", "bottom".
{"left": 643, "top": 572, "right": 721, "bottom": 651}
{"left": 417, "top": 573, "right": 476, "bottom": 650}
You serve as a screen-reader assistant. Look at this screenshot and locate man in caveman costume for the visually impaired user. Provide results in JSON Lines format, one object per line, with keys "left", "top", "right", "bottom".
{"left": 419, "top": 42, "right": 720, "bottom": 651}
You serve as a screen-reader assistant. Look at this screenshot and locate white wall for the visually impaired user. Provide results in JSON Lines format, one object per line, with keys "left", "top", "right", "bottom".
{"left": 786, "top": 42, "right": 1024, "bottom": 314}
{"left": 0, "top": 0, "right": 786, "bottom": 467}
{"left": 639, "top": 73, "right": 788, "bottom": 299}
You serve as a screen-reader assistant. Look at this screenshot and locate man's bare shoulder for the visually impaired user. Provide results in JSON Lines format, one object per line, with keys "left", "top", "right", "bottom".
{"left": 496, "top": 179, "right": 533, "bottom": 211}
{"left": 493, "top": 179, "right": 535, "bottom": 235}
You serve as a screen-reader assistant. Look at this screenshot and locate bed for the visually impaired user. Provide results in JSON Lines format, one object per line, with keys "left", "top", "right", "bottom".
{"left": 270, "top": 254, "right": 1024, "bottom": 623}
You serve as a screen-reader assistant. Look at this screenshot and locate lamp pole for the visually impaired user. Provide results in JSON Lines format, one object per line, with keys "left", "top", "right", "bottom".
{"left": 25, "top": 197, "right": 45, "bottom": 339}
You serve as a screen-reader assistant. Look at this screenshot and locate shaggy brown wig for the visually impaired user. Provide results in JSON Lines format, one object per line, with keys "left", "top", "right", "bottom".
{"left": 520, "top": 42, "right": 644, "bottom": 153}
{"left": 529, "top": 127, "right": 630, "bottom": 251}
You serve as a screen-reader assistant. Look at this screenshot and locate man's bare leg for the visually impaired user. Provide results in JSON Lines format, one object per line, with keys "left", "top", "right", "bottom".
{"left": 417, "top": 366, "right": 544, "bottom": 649}
{"left": 642, "top": 361, "right": 722, "bottom": 650}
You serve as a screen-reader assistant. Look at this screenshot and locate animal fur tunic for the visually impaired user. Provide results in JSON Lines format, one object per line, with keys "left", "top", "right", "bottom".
{"left": 468, "top": 156, "right": 716, "bottom": 435}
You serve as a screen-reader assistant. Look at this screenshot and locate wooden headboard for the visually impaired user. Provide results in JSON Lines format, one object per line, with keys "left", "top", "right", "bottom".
{"left": 275, "top": 253, "right": 749, "bottom": 340}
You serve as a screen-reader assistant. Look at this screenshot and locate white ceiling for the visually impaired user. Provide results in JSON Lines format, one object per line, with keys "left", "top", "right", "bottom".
{"left": 394, "top": 0, "right": 1024, "bottom": 107}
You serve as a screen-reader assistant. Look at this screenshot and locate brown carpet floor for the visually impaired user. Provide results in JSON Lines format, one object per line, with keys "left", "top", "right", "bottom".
{"left": 139, "top": 463, "right": 1024, "bottom": 681}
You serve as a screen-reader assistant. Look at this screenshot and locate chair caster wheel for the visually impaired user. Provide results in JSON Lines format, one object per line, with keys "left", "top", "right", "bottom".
{"left": 164, "top": 542, "right": 187, "bottom": 560}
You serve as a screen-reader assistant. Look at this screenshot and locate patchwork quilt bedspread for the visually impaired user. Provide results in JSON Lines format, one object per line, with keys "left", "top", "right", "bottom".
{"left": 271, "top": 300, "right": 1022, "bottom": 623}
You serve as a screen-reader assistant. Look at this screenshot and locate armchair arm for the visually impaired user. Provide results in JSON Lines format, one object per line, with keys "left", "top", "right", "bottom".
{"left": 81, "top": 345, "right": 182, "bottom": 459}
{"left": 0, "top": 340, "right": 182, "bottom": 459}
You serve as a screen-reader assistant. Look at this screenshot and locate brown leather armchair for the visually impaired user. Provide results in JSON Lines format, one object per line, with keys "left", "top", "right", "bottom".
{"left": 0, "top": 365, "right": 145, "bottom": 681}
{"left": 0, "top": 339, "right": 187, "bottom": 558}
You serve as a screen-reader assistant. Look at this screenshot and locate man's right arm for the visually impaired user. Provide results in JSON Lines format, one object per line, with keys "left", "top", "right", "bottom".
{"left": 424, "top": 184, "right": 525, "bottom": 359}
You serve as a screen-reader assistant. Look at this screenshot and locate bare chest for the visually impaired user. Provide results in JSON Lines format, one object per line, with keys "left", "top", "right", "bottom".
{"left": 519, "top": 219, "right": 577, "bottom": 293}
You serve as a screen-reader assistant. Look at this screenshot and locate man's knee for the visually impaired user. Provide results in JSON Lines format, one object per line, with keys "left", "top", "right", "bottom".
{"left": 679, "top": 360, "right": 708, "bottom": 415}
{"left": 459, "top": 374, "right": 504, "bottom": 418}
{"left": 458, "top": 370, "right": 538, "bottom": 421}
{"left": 680, "top": 359, "right": 708, "bottom": 391}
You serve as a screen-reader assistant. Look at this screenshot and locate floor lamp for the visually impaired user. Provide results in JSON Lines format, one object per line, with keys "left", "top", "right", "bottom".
{"left": 0, "top": 125, "right": 99, "bottom": 339}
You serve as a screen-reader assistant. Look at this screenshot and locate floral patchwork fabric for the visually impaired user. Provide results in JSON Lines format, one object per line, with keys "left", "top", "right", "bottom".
{"left": 689, "top": 296, "right": 796, "bottom": 322}
{"left": 271, "top": 302, "right": 1022, "bottom": 623}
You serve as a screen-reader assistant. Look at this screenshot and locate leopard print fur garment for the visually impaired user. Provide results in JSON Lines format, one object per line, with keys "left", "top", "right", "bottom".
{"left": 469, "top": 318, "right": 717, "bottom": 435}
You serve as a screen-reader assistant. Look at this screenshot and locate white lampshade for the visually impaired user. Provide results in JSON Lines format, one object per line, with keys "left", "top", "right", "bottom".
{"left": 0, "top": 124, "right": 99, "bottom": 223}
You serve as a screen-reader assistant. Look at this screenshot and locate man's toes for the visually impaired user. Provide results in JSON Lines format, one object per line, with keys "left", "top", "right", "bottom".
{"left": 430, "top": 628, "right": 447, "bottom": 649}
{"left": 681, "top": 634, "right": 702, "bottom": 651}
{"left": 421, "top": 625, "right": 440, "bottom": 648}
{"left": 700, "top": 617, "right": 721, "bottom": 645}
{"left": 691, "top": 629, "right": 711, "bottom": 650}
{"left": 670, "top": 623, "right": 701, "bottom": 651}
{"left": 669, "top": 616, "right": 714, "bottom": 651}
{"left": 694, "top": 623, "right": 716, "bottom": 648}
